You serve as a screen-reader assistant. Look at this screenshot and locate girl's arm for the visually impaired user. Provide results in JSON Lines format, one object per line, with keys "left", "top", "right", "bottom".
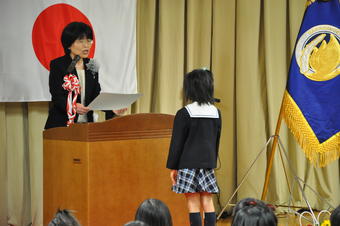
{"left": 170, "top": 170, "right": 178, "bottom": 185}
{"left": 166, "top": 108, "right": 189, "bottom": 169}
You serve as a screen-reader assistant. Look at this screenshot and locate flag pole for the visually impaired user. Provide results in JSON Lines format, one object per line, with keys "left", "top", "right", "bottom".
{"left": 261, "top": 95, "right": 285, "bottom": 200}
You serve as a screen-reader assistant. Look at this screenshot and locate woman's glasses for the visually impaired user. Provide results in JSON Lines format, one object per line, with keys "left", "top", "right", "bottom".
{"left": 75, "top": 39, "right": 93, "bottom": 46}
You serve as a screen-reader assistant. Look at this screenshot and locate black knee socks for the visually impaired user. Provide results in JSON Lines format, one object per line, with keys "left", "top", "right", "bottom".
{"left": 204, "top": 212, "right": 216, "bottom": 226}
{"left": 189, "top": 212, "right": 202, "bottom": 226}
{"left": 189, "top": 212, "right": 216, "bottom": 226}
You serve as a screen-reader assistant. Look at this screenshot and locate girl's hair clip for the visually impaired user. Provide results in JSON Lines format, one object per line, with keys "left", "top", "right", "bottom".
{"left": 247, "top": 201, "right": 257, "bottom": 205}
{"left": 266, "top": 204, "right": 276, "bottom": 211}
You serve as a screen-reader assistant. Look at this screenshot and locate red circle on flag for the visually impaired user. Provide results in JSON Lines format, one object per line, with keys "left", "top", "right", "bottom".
{"left": 32, "top": 3, "right": 95, "bottom": 71}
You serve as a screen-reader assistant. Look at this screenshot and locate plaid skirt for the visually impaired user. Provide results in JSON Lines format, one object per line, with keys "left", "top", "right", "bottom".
{"left": 172, "top": 168, "right": 219, "bottom": 194}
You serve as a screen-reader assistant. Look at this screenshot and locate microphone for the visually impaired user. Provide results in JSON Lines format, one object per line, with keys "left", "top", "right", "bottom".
{"left": 66, "top": 55, "right": 81, "bottom": 73}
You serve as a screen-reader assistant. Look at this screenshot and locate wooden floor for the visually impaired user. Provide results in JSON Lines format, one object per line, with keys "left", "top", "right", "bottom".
{"left": 216, "top": 217, "right": 232, "bottom": 225}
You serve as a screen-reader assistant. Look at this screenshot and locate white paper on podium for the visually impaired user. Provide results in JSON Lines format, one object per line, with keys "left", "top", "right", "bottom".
{"left": 88, "top": 92, "right": 141, "bottom": 110}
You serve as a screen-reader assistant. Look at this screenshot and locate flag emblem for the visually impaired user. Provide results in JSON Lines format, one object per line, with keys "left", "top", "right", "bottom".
{"left": 295, "top": 25, "right": 340, "bottom": 81}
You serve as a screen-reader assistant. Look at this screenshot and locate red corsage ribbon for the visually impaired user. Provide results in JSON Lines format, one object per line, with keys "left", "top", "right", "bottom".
{"left": 62, "top": 74, "right": 80, "bottom": 126}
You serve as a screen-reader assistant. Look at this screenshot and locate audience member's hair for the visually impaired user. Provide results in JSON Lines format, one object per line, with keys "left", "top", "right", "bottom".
{"left": 124, "top": 220, "right": 149, "bottom": 226}
{"left": 135, "top": 198, "right": 172, "bottom": 226}
{"left": 183, "top": 68, "right": 215, "bottom": 105}
{"left": 232, "top": 198, "right": 277, "bottom": 226}
{"left": 331, "top": 205, "right": 340, "bottom": 226}
{"left": 48, "top": 209, "right": 80, "bottom": 226}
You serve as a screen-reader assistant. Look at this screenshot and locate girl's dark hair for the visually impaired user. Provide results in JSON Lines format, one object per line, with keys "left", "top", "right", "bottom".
{"left": 232, "top": 198, "right": 277, "bottom": 226}
{"left": 124, "top": 220, "right": 149, "bottom": 226}
{"left": 61, "top": 22, "right": 93, "bottom": 54}
{"left": 184, "top": 69, "right": 214, "bottom": 105}
{"left": 135, "top": 199, "right": 173, "bottom": 226}
{"left": 331, "top": 205, "right": 340, "bottom": 225}
{"left": 233, "top": 198, "right": 267, "bottom": 216}
{"left": 48, "top": 209, "right": 80, "bottom": 226}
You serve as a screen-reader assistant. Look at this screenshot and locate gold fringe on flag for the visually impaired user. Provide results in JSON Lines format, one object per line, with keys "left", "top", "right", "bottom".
{"left": 282, "top": 90, "right": 340, "bottom": 167}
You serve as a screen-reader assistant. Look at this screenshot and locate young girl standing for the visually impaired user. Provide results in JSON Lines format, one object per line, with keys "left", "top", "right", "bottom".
{"left": 166, "top": 69, "right": 221, "bottom": 226}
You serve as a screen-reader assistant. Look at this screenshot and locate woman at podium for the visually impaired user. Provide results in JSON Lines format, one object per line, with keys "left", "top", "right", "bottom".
{"left": 44, "top": 22, "right": 124, "bottom": 129}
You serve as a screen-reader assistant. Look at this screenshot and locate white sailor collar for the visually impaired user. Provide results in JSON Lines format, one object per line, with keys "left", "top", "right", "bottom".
{"left": 185, "top": 102, "right": 219, "bottom": 118}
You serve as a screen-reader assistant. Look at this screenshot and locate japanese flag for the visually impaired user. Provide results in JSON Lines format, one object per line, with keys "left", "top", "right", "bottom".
{"left": 0, "top": 0, "right": 137, "bottom": 102}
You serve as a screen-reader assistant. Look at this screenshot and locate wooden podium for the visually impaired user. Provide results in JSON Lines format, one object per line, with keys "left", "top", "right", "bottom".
{"left": 43, "top": 113, "right": 188, "bottom": 226}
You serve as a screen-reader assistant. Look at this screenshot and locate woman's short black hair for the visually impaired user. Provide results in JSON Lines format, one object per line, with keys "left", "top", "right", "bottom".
{"left": 135, "top": 199, "right": 172, "bottom": 226}
{"left": 183, "top": 68, "right": 214, "bottom": 105}
{"left": 331, "top": 205, "right": 340, "bottom": 226}
{"left": 232, "top": 198, "right": 277, "bottom": 226}
{"left": 61, "top": 22, "right": 93, "bottom": 54}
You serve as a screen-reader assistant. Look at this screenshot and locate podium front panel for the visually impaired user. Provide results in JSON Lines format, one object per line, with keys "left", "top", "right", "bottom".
{"left": 43, "top": 140, "right": 90, "bottom": 225}
{"left": 43, "top": 114, "right": 188, "bottom": 225}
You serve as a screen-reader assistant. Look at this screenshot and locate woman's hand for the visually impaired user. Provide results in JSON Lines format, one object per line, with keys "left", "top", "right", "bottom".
{"left": 170, "top": 170, "right": 178, "bottom": 186}
{"left": 76, "top": 103, "right": 90, "bottom": 115}
{"left": 113, "top": 108, "right": 128, "bottom": 115}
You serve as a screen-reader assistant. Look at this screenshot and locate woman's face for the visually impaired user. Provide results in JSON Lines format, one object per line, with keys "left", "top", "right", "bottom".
{"left": 69, "top": 38, "right": 93, "bottom": 59}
